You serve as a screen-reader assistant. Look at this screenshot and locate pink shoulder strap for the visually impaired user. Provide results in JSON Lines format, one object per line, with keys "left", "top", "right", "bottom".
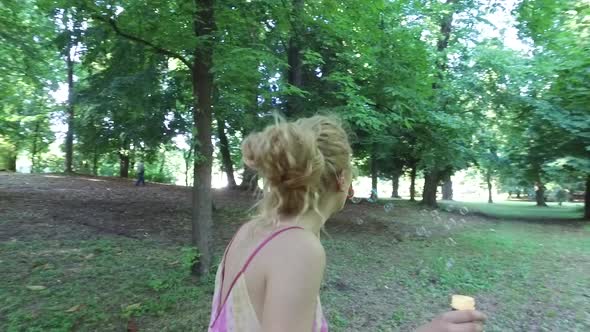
{"left": 212, "top": 225, "right": 304, "bottom": 327}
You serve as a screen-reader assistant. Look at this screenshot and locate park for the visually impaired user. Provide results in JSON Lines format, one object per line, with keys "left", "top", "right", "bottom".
{"left": 1, "top": 0, "right": 589, "bottom": 331}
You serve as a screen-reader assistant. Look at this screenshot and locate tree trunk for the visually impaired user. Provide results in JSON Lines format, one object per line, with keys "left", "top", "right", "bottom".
{"left": 285, "top": 0, "right": 304, "bottom": 117}
{"left": 31, "top": 121, "right": 40, "bottom": 172}
{"left": 370, "top": 145, "right": 378, "bottom": 200}
{"left": 535, "top": 181, "right": 548, "bottom": 207}
{"left": 486, "top": 170, "right": 493, "bottom": 204}
{"left": 7, "top": 153, "right": 17, "bottom": 172}
{"left": 239, "top": 166, "right": 259, "bottom": 191}
{"left": 391, "top": 174, "right": 400, "bottom": 198}
{"left": 422, "top": 170, "right": 439, "bottom": 208}
{"left": 441, "top": 173, "right": 453, "bottom": 200}
{"left": 190, "top": 0, "right": 216, "bottom": 276}
{"left": 159, "top": 152, "right": 166, "bottom": 177}
{"left": 427, "top": 0, "right": 456, "bottom": 200}
{"left": 92, "top": 146, "right": 98, "bottom": 175}
{"left": 568, "top": 188, "right": 575, "bottom": 202}
{"left": 584, "top": 175, "right": 589, "bottom": 220}
{"left": 119, "top": 153, "right": 130, "bottom": 178}
{"left": 409, "top": 165, "right": 417, "bottom": 202}
{"left": 183, "top": 137, "right": 193, "bottom": 187}
{"left": 64, "top": 39, "right": 75, "bottom": 173}
{"left": 184, "top": 148, "right": 192, "bottom": 187}
{"left": 433, "top": 0, "right": 457, "bottom": 86}
{"left": 217, "top": 118, "right": 237, "bottom": 188}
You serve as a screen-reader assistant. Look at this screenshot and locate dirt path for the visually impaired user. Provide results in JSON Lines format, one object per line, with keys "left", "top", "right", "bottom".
{"left": 0, "top": 172, "right": 436, "bottom": 245}
{"left": 1, "top": 172, "right": 254, "bottom": 244}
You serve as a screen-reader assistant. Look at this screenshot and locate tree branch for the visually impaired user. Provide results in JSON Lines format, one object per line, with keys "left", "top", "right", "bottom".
{"left": 365, "top": 101, "right": 397, "bottom": 114}
{"left": 93, "top": 15, "right": 193, "bottom": 70}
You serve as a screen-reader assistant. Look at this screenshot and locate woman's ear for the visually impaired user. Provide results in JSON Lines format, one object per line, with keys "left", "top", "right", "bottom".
{"left": 336, "top": 170, "right": 345, "bottom": 192}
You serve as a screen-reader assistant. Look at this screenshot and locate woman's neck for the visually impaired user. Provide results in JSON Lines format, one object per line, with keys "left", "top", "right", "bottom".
{"left": 277, "top": 206, "right": 332, "bottom": 237}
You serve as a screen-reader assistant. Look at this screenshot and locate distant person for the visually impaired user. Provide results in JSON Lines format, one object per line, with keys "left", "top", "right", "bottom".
{"left": 135, "top": 161, "right": 145, "bottom": 186}
{"left": 208, "top": 115, "right": 486, "bottom": 332}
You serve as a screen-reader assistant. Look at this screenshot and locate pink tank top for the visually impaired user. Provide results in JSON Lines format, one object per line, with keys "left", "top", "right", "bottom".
{"left": 208, "top": 226, "right": 329, "bottom": 332}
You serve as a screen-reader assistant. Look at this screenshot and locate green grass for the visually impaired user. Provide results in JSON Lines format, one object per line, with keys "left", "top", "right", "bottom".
{"left": 0, "top": 237, "right": 215, "bottom": 331}
{"left": 438, "top": 200, "right": 585, "bottom": 220}
{"left": 1, "top": 204, "right": 589, "bottom": 331}
{"left": 321, "top": 220, "right": 590, "bottom": 331}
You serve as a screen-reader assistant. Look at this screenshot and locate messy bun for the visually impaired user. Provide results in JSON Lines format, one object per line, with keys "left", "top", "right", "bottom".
{"left": 242, "top": 115, "right": 351, "bottom": 226}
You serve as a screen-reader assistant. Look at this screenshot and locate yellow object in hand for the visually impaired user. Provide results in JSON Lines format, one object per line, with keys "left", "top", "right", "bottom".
{"left": 451, "top": 295, "right": 475, "bottom": 310}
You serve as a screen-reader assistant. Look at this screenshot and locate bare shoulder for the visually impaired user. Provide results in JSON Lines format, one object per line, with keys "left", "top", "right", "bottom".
{"left": 260, "top": 228, "right": 327, "bottom": 330}
{"left": 265, "top": 228, "right": 326, "bottom": 270}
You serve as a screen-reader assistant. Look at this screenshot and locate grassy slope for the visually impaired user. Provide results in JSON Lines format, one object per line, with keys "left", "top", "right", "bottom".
{"left": 438, "top": 200, "right": 584, "bottom": 220}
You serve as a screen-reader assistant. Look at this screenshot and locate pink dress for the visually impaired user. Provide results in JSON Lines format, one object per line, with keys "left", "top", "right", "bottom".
{"left": 208, "top": 226, "right": 329, "bottom": 332}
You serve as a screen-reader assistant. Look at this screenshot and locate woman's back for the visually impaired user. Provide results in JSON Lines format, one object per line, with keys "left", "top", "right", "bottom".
{"left": 208, "top": 221, "right": 328, "bottom": 332}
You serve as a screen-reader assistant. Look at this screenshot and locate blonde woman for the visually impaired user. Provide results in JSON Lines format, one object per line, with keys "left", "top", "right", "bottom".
{"left": 208, "top": 115, "right": 486, "bottom": 332}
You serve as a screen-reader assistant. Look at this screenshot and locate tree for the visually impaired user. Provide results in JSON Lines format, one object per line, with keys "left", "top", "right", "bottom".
{"left": 0, "top": 0, "right": 60, "bottom": 171}
{"left": 73, "top": 0, "right": 218, "bottom": 275}
{"left": 515, "top": 0, "right": 590, "bottom": 215}
{"left": 60, "top": 9, "right": 81, "bottom": 173}
{"left": 76, "top": 35, "right": 181, "bottom": 178}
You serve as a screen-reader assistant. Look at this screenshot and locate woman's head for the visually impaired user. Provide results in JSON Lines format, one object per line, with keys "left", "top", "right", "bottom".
{"left": 242, "top": 115, "right": 352, "bottom": 226}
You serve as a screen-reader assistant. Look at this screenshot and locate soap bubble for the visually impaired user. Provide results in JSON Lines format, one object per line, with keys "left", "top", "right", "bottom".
{"left": 445, "top": 237, "right": 457, "bottom": 246}
{"left": 444, "top": 224, "right": 451, "bottom": 231}
{"left": 350, "top": 197, "right": 362, "bottom": 204}
{"left": 416, "top": 226, "right": 430, "bottom": 237}
{"left": 433, "top": 215, "right": 442, "bottom": 225}
{"left": 459, "top": 207, "right": 469, "bottom": 215}
{"left": 430, "top": 210, "right": 440, "bottom": 217}
{"left": 354, "top": 217, "right": 365, "bottom": 225}
{"left": 420, "top": 209, "right": 429, "bottom": 217}
{"left": 448, "top": 218, "right": 457, "bottom": 226}
{"left": 384, "top": 203, "right": 394, "bottom": 213}
{"left": 446, "top": 258, "right": 455, "bottom": 270}
{"left": 460, "top": 218, "right": 467, "bottom": 224}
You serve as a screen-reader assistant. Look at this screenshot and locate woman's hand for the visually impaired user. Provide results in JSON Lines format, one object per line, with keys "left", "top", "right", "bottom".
{"left": 416, "top": 310, "right": 487, "bottom": 332}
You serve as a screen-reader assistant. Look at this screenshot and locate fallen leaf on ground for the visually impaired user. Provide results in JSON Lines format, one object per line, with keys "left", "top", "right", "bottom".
{"left": 125, "top": 303, "right": 141, "bottom": 311}
{"left": 26, "top": 285, "right": 46, "bottom": 290}
{"left": 65, "top": 304, "right": 84, "bottom": 312}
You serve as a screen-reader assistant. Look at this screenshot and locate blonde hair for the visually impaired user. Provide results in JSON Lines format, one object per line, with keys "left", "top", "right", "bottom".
{"left": 242, "top": 115, "right": 352, "bottom": 226}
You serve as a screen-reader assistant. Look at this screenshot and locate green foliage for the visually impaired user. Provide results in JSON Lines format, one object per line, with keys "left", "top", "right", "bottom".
{"left": 180, "top": 246, "right": 201, "bottom": 270}
{"left": 517, "top": 3, "right": 588, "bottom": 147}
{"left": 1, "top": 0, "right": 587, "bottom": 216}
{"left": 0, "top": 0, "right": 61, "bottom": 170}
